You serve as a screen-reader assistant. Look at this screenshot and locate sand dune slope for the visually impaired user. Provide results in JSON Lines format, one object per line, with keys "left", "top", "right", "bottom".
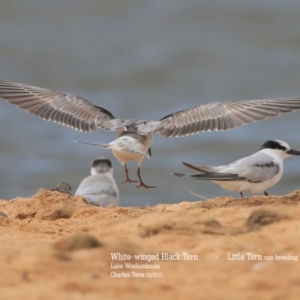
{"left": 0, "top": 189, "right": 300, "bottom": 300}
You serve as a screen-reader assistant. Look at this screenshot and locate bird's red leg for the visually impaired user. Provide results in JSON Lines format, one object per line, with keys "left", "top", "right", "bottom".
{"left": 122, "top": 164, "right": 138, "bottom": 184}
{"left": 136, "top": 167, "right": 155, "bottom": 189}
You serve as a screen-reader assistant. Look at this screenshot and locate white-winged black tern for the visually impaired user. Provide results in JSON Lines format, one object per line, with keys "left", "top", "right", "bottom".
{"left": 1, "top": 79, "right": 300, "bottom": 188}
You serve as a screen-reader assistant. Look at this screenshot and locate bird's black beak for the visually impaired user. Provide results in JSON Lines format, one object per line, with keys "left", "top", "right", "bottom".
{"left": 286, "top": 149, "right": 300, "bottom": 156}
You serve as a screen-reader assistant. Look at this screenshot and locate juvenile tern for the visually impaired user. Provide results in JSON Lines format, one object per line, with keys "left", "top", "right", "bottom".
{"left": 75, "top": 157, "right": 119, "bottom": 207}
{"left": 172, "top": 140, "right": 300, "bottom": 197}
{"left": 1, "top": 79, "right": 300, "bottom": 188}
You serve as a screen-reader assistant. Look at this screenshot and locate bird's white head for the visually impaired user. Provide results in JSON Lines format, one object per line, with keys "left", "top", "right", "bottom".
{"left": 260, "top": 140, "right": 300, "bottom": 160}
{"left": 91, "top": 157, "right": 113, "bottom": 175}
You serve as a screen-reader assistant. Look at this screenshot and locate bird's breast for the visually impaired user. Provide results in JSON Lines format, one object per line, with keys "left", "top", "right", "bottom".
{"left": 112, "top": 148, "right": 142, "bottom": 163}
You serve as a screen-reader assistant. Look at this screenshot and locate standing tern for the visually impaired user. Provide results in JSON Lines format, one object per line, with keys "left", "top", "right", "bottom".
{"left": 75, "top": 157, "right": 120, "bottom": 207}
{"left": 172, "top": 140, "right": 300, "bottom": 197}
{"left": 1, "top": 79, "right": 300, "bottom": 188}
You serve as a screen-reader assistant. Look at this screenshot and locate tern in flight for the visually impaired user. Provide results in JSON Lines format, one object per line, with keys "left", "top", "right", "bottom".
{"left": 172, "top": 140, "right": 300, "bottom": 197}
{"left": 1, "top": 79, "right": 300, "bottom": 188}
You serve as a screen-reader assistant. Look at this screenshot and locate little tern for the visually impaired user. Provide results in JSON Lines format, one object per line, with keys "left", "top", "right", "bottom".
{"left": 75, "top": 157, "right": 119, "bottom": 207}
{"left": 173, "top": 140, "right": 300, "bottom": 197}
{"left": 1, "top": 79, "right": 300, "bottom": 188}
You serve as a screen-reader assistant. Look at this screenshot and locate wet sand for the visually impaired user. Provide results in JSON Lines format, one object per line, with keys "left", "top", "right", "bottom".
{"left": 0, "top": 189, "right": 300, "bottom": 299}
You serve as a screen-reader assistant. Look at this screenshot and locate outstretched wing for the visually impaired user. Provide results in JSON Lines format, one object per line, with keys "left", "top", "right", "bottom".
{"left": 137, "top": 98, "right": 300, "bottom": 137}
{"left": 0, "top": 79, "right": 118, "bottom": 132}
{"left": 3, "top": 79, "right": 300, "bottom": 137}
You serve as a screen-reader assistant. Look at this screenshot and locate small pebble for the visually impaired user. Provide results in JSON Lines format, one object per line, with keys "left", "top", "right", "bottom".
{"left": 54, "top": 233, "right": 102, "bottom": 252}
{"left": 50, "top": 182, "right": 72, "bottom": 195}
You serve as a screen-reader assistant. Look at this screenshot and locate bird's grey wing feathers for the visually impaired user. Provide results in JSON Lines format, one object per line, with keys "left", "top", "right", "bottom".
{"left": 4, "top": 79, "right": 300, "bottom": 137}
{"left": 244, "top": 162, "right": 279, "bottom": 183}
{"left": 225, "top": 152, "right": 279, "bottom": 182}
{"left": 76, "top": 176, "right": 119, "bottom": 198}
{"left": 137, "top": 98, "right": 300, "bottom": 137}
{"left": 0, "top": 79, "right": 119, "bottom": 132}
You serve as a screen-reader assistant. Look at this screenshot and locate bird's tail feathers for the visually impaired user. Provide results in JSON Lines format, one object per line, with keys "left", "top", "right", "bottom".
{"left": 172, "top": 171, "right": 243, "bottom": 181}
{"left": 74, "top": 140, "right": 112, "bottom": 149}
{"left": 75, "top": 141, "right": 150, "bottom": 158}
{"left": 189, "top": 172, "right": 242, "bottom": 181}
{"left": 171, "top": 172, "right": 187, "bottom": 177}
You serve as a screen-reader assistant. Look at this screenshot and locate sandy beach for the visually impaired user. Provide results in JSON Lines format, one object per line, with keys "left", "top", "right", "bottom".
{"left": 0, "top": 189, "right": 299, "bottom": 299}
